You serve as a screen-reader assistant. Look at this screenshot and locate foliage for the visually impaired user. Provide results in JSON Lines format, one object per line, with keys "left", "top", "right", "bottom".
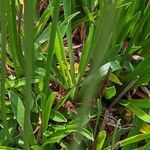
{"left": 0, "top": 0, "right": 150, "bottom": 149}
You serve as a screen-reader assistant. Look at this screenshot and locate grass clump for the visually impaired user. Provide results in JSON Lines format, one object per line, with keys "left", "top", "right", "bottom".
{"left": 0, "top": 0, "right": 150, "bottom": 149}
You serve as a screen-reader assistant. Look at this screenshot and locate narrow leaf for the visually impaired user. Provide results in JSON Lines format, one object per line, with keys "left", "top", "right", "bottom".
{"left": 121, "top": 102, "right": 150, "bottom": 123}
{"left": 42, "top": 92, "right": 57, "bottom": 133}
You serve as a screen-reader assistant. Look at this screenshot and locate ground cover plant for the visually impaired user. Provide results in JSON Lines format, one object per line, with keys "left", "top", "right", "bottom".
{"left": 0, "top": 0, "right": 150, "bottom": 149}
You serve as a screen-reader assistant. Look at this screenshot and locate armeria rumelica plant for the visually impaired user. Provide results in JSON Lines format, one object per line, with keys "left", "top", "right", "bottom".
{"left": 0, "top": 0, "right": 150, "bottom": 150}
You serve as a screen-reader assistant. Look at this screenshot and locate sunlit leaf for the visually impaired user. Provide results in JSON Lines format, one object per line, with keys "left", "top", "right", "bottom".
{"left": 104, "top": 86, "right": 116, "bottom": 100}
{"left": 140, "top": 124, "right": 150, "bottom": 134}
{"left": 49, "top": 110, "right": 67, "bottom": 123}
{"left": 96, "top": 130, "right": 106, "bottom": 150}
{"left": 99, "top": 60, "right": 121, "bottom": 78}
{"left": 109, "top": 73, "right": 122, "bottom": 85}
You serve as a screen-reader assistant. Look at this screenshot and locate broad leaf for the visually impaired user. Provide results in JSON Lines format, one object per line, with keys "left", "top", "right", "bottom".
{"left": 49, "top": 110, "right": 67, "bottom": 123}
{"left": 10, "top": 91, "right": 25, "bottom": 128}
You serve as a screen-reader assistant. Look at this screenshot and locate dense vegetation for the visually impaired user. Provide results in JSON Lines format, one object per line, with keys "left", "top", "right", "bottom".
{"left": 0, "top": 0, "right": 150, "bottom": 149}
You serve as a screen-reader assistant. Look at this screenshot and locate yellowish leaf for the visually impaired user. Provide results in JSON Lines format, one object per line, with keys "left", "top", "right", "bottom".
{"left": 140, "top": 124, "right": 150, "bottom": 133}
{"left": 109, "top": 73, "right": 122, "bottom": 85}
{"left": 20, "top": 0, "right": 24, "bottom": 5}
{"left": 67, "top": 63, "right": 79, "bottom": 74}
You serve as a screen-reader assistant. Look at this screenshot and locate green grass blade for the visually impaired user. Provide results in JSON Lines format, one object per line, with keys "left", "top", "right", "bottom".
{"left": 91, "top": 2, "right": 116, "bottom": 70}
{"left": 77, "top": 23, "right": 94, "bottom": 83}
{"left": 111, "top": 119, "right": 121, "bottom": 150}
{"left": 54, "top": 30, "right": 72, "bottom": 88}
{"left": 23, "top": 0, "right": 36, "bottom": 149}
{"left": 117, "top": 11, "right": 141, "bottom": 43}
{"left": 63, "top": 0, "right": 75, "bottom": 84}
{"left": 0, "top": 0, "right": 9, "bottom": 143}
{"left": 55, "top": 34, "right": 69, "bottom": 87}
{"left": 96, "top": 130, "right": 106, "bottom": 150}
{"left": 0, "top": 146, "right": 20, "bottom": 150}
{"left": 6, "top": 0, "right": 23, "bottom": 75}
{"left": 59, "top": 11, "right": 80, "bottom": 38}
{"left": 43, "top": 0, "right": 60, "bottom": 96}
{"left": 120, "top": 132, "right": 150, "bottom": 147}
{"left": 121, "top": 102, "right": 150, "bottom": 123}
{"left": 120, "top": 99, "right": 150, "bottom": 108}
{"left": 105, "top": 132, "right": 150, "bottom": 150}
{"left": 42, "top": 92, "right": 57, "bottom": 135}
{"left": 35, "top": 4, "right": 53, "bottom": 39}
{"left": 94, "top": 99, "right": 102, "bottom": 138}
{"left": 133, "top": 0, "right": 150, "bottom": 41}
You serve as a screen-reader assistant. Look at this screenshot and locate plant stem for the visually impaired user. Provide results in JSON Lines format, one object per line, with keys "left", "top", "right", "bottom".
{"left": 23, "top": 0, "right": 35, "bottom": 149}
{"left": 109, "top": 76, "right": 139, "bottom": 108}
